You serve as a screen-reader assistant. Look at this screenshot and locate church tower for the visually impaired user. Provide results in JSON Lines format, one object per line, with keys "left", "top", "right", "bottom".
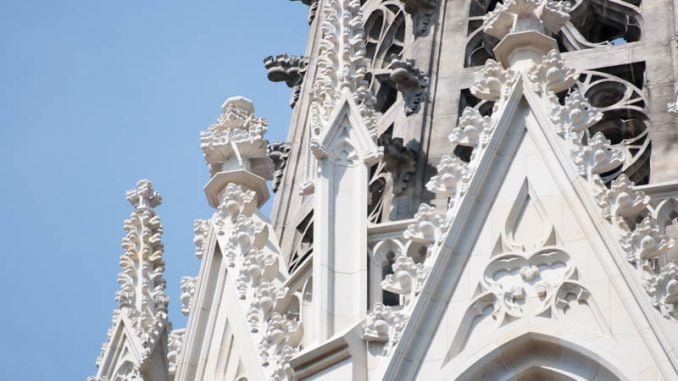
{"left": 93, "top": 0, "right": 678, "bottom": 379}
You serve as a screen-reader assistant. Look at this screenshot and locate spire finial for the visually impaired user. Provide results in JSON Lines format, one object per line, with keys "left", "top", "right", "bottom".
{"left": 125, "top": 179, "right": 162, "bottom": 210}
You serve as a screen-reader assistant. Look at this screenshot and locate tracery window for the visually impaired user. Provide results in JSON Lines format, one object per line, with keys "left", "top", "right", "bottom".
{"left": 287, "top": 212, "right": 313, "bottom": 274}
{"left": 576, "top": 62, "right": 650, "bottom": 184}
{"left": 363, "top": 1, "right": 410, "bottom": 116}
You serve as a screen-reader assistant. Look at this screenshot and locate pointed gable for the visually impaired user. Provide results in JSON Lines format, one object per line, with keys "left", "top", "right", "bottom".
{"left": 379, "top": 76, "right": 677, "bottom": 380}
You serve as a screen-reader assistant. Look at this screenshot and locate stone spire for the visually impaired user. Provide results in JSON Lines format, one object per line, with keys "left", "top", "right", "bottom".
{"left": 116, "top": 179, "right": 168, "bottom": 357}
{"left": 310, "top": 0, "right": 377, "bottom": 135}
{"left": 92, "top": 180, "right": 170, "bottom": 381}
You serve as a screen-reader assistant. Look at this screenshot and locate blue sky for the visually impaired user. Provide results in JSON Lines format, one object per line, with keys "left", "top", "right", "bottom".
{"left": 0, "top": 1, "right": 308, "bottom": 379}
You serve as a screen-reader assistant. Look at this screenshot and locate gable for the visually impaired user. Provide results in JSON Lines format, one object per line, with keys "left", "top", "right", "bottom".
{"left": 383, "top": 79, "right": 677, "bottom": 380}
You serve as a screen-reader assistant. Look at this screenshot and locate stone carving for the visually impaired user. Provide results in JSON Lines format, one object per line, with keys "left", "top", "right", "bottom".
{"left": 180, "top": 277, "right": 196, "bottom": 317}
{"left": 214, "top": 183, "right": 259, "bottom": 225}
{"left": 594, "top": 174, "right": 649, "bottom": 230}
{"left": 263, "top": 54, "right": 308, "bottom": 108}
{"left": 311, "top": 0, "right": 376, "bottom": 135}
{"left": 247, "top": 281, "right": 288, "bottom": 332}
{"left": 483, "top": 0, "right": 570, "bottom": 40}
{"left": 258, "top": 313, "right": 302, "bottom": 380}
{"left": 646, "top": 263, "right": 678, "bottom": 318}
{"left": 200, "top": 97, "right": 271, "bottom": 177}
{"left": 223, "top": 214, "right": 268, "bottom": 266}
{"left": 449, "top": 107, "right": 492, "bottom": 148}
{"left": 388, "top": 58, "right": 428, "bottom": 115}
{"left": 591, "top": 174, "right": 678, "bottom": 320}
{"left": 167, "top": 329, "right": 185, "bottom": 375}
{"left": 267, "top": 142, "right": 291, "bottom": 193}
{"left": 237, "top": 249, "right": 279, "bottom": 299}
{"left": 399, "top": 0, "right": 437, "bottom": 37}
{"left": 426, "top": 155, "right": 470, "bottom": 201}
{"left": 403, "top": 203, "right": 448, "bottom": 245}
{"left": 381, "top": 255, "right": 428, "bottom": 304}
{"left": 528, "top": 49, "right": 577, "bottom": 94}
{"left": 378, "top": 135, "right": 418, "bottom": 195}
{"left": 480, "top": 248, "right": 576, "bottom": 317}
{"left": 571, "top": 132, "right": 624, "bottom": 178}
{"left": 116, "top": 180, "right": 168, "bottom": 362}
{"left": 471, "top": 59, "right": 517, "bottom": 102}
{"left": 193, "top": 219, "right": 209, "bottom": 260}
{"left": 202, "top": 116, "right": 301, "bottom": 379}
{"left": 621, "top": 217, "right": 674, "bottom": 263}
{"left": 549, "top": 90, "right": 602, "bottom": 138}
{"left": 363, "top": 304, "right": 407, "bottom": 354}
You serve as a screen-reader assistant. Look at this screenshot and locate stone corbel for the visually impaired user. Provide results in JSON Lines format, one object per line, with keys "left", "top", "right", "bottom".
{"left": 264, "top": 54, "right": 308, "bottom": 108}
{"left": 399, "top": 0, "right": 438, "bottom": 37}
{"left": 388, "top": 58, "right": 428, "bottom": 115}
{"left": 378, "top": 135, "right": 418, "bottom": 195}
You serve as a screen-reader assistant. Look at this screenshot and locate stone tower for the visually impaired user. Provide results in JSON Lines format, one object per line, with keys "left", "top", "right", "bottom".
{"left": 93, "top": 0, "right": 678, "bottom": 379}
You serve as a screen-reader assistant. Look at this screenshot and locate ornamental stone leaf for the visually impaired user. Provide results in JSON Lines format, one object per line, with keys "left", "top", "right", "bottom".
{"left": 595, "top": 174, "right": 649, "bottom": 226}
{"left": 229, "top": 214, "right": 268, "bottom": 255}
{"left": 550, "top": 90, "right": 602, "bottom": 138}
{"left": 404, "top": 203, "right": 448, "bottom": 244}
{"left": 449, "top": 107, "right": 492, "bottom": 148}
{"left": 247, "top": 281, "right": 288, "bottom": 331}
{"left": 621, "top": 217, "right": 674, "bottom": 263}
{"left": 471, "top": 59, "right": 517, "bottom": 101}
{"left": 236, "top": 248, "right": 279, "bottom": 299}
{"left": 426, "top": 155, "right": 470, "bottom": 200}
{"left": 381, "top": 255, "right": 427, "bottom": 300}
{"left": 527, "top": 49, "right": 577, "bottom": 94}
{"left": 645, "top": 263, "right": 678, "bottom": 318}
{"left": 571, "top": 132, "right": 623, "bottom": 178}
{"left": 167, "top": 329, "right": 185, "bottom": 375}
{"left": 192, "top": 219, "right": 209, "bottom": 260}
{"left": 362, "top": 303, "right": 407, "bottom": 355}
{"left": 180, "top": 276, "right": 196, "bottom": 317}
{"left": 258, "top": 312, "right": 301, "bottom": 380}
{"left": 214, "top": 183, "right": 258, "bottom": 223}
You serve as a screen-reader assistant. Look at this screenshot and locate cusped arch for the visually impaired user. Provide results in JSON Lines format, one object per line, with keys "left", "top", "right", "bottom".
{"left": 453, "top": 332, "right": 626, "bottom": 381}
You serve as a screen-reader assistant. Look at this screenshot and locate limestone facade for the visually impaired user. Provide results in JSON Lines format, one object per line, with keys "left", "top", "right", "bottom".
{"left": 91, "top": 0, "right": 678, "bottom": 380}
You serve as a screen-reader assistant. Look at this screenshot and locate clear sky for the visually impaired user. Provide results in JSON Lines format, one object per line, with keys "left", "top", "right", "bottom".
{"left": 0, "top": 1, "right": 308, "bottom": 379}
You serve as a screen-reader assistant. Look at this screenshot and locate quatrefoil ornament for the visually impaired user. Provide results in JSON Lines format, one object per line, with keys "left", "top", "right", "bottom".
{"left": 481, "top": 247, "right": 575, "bottom": 318}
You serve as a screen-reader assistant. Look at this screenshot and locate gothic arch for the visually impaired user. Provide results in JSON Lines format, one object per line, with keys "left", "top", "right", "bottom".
{"left": 453, "top": 332, "right": 625, "bottom": 381}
